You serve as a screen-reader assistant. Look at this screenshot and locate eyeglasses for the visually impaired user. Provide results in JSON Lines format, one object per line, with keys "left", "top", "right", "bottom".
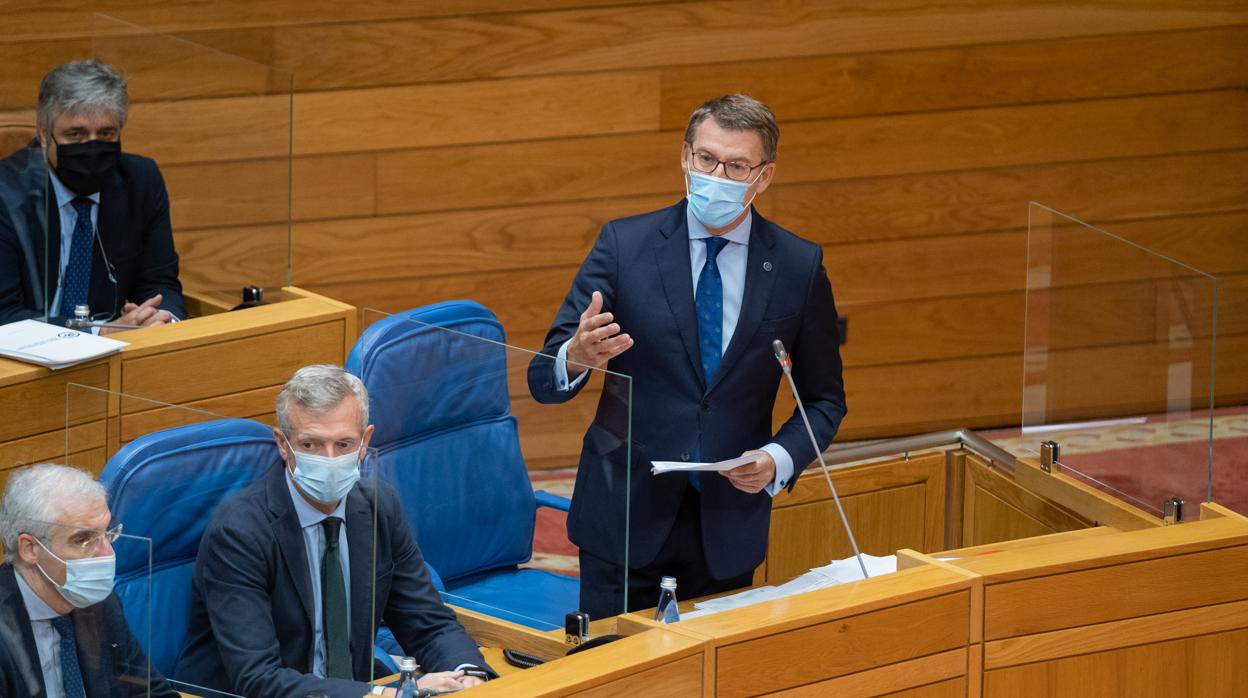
{"left": 688, "top": 149, "right": 770, "bottom": 182}
{"left": 39, "top": 523, "right": 125, "bottom": 556}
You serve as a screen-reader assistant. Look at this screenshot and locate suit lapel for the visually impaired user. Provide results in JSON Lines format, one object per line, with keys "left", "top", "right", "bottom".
{"left": 91, "top": 170, "right": 125, "bottom": 317}
{"left": 345, "top": 485, "right": 376, "bottom": 676}
{"left": 709, "top": 211, "right": 778, "bottom": 392}
{"left": 0, "top": 565, "right": 48, "bottom": 697}
{"left": 266, "top": 468, "right": 317, "bottom": 637}
{"left": 653, "top": 203, "right": 705, "bottom": 387}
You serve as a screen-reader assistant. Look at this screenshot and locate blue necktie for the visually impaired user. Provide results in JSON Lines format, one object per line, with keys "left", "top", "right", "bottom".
{"left": 50, "top": 615, "right": 87, "bottom": 698}
{"left": 691, "top": 237, "right": 728, "bottom": 489}
{"left": 697, "top": 237, "right": 728, "bottom": 385}
{"left": 61, "top": 197, "right": 95, "bottom": 315}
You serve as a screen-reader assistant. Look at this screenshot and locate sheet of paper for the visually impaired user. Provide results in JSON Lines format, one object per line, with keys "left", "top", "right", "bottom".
{"left": 689, "top": 554, "right": 898, "bottom": 617}
{"left": 651, "top": 452, "right": 764, "bottom": 475}
{"left": 0, "top": 319, "right": 127, "bottom": 370}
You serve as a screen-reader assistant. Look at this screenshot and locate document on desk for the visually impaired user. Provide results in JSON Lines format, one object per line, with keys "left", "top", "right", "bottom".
{"left": 682, "top": 554, "right": 899, "bottom": 619}
{"left": 651, "top": 452, "right": 764, "bottom": 475}
{"left": 0, "top": 319, "right": 127, "bottom": 370}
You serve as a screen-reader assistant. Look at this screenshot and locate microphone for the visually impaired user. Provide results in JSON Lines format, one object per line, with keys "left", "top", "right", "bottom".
{"left": 772, "top": 339, "right": 869, "bottom": 579}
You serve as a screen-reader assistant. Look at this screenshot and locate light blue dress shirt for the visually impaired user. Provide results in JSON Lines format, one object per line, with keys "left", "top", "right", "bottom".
{"left": 47, "top": 170, "right": 100, "bottom": 318}
{"left": 15, "top": 567, "right": 72, "bottom": 698}
{"left": 284, "top": 471, "right": 351, "bottom": 678}
{"left": 555, "top": 208, "right": 795, "bottom": 495}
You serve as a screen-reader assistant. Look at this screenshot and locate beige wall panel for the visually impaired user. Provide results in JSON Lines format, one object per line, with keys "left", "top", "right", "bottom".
{"left": 197, "top": 2, "right": 1248, "bottom": 90}
{"left": 370, "top": 91, "right": 1248, "bottom": 218}
{"left": 660, "top": 25, "right": 1248, "bottom": 126}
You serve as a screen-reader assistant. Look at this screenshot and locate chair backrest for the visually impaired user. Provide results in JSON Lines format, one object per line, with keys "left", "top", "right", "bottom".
{"left": 346, "top": 301, "right": 537, "bottom": 584}
{"left": 100, "top": 418, "right": 281, "bottom": 677}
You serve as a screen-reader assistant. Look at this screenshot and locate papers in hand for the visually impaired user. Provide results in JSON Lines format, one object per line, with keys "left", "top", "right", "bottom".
{"left": 651, "top": 452, "right": 764, "bottom": 475}
{"left": 0, "top": 319, "right": 127, "bottom": 370}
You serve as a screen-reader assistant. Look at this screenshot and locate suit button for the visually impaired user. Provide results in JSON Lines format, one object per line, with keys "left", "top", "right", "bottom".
{"left": 680, "top": 451, "right": 691, "bottom": 462}
{"left": 701, "top": 400, "right": 711, "bottom": 412}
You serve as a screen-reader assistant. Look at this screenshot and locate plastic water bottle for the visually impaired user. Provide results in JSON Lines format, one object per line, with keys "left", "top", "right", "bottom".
{"left": 654, "top": 576, "right": 680, "bottom": 624}
{"left": 396, "top": 656, "right": 419, "bottom": 698}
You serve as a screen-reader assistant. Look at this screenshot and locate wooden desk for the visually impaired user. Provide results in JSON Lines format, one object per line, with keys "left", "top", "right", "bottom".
{"left": 0, "top": 286, "right": 355, "bottom": 491}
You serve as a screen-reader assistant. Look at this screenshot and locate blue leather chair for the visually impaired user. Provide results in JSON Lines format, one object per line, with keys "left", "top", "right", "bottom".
{"left": 100, "top": 418, "right": 282, "bottom": 678}
{"left": 102, "top": 418, "right": 414, "bottom": 677}
{"left": 346, "top": 300, "right": 577, "bottom": 630}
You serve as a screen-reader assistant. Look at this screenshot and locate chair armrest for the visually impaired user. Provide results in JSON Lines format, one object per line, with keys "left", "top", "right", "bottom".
{"left": 534, "top": 489, "right": 570, "bottom": 512}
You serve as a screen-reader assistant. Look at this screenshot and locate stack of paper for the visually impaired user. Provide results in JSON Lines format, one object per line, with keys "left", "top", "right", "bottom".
{"left": 682, "top": 554, "right": 898, "bottom": 619}
{"left": 651, "top": 452, "right": 764, "bottom": 475}
{"left": 0, "top": 319, "right": 127, "bottom": 370}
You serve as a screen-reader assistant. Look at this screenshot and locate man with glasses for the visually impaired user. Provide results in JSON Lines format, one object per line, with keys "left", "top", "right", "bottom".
{"left": 177, "top": 364, "right": 492, "bottom": 697}
{"left": 529, "top": 94, "right": 846, "bottom": 618}
{"left": 0, "top": 463, "right": 179, "bottom": 697}
{"left": 0, "top": 59, "right": 185, "bottom": 330}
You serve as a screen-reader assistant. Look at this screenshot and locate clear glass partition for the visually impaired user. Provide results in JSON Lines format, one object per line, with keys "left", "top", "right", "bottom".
{"left": 90, "top": 15, "right": 294, "bottom": 313}
{"left": 1022, "top": 203, "right": 1217, "bottom": 518}
{"left": 0, "top": 515, "right": 155, "bottom": 695}
{"left": 0, "top": 13, "right": 293, "bottom": 328}
{"left": 357, "top": 307, "right": 635, "bottom": 625}
{"left": 62, "top": 384, "right": 382, "bottom": 694}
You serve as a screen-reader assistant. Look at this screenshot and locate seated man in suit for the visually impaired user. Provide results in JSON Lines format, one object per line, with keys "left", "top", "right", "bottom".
{"left": 177, "top": 364, "right": 492, "bottom": 697}
{"left": 0, "top": 59, "right": 185, "bottom": 330}
{"left": 0, "top": 463, "right": 179, "bottom": 697}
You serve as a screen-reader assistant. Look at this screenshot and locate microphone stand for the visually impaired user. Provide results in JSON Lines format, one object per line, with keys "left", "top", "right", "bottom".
{"left": 772, "top": 339, "right": 869, "bottom": 579}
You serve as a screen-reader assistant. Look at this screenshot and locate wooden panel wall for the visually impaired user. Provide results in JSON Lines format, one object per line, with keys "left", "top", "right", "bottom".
{"left": 3, "top": 2, "right": 1246, "bottom": 447}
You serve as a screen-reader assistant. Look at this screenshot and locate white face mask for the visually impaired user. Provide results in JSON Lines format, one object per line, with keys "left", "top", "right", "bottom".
{"left": 34, "top": 537, "right": 115, "bottom": 609}
{"left": 284, "top": 436, "right": 361, "bottom": 505}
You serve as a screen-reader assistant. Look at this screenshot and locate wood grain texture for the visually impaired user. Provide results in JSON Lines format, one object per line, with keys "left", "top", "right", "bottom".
{"left": 762, "top": 648, "right": 966, "bottom": 697}
{"left": 983, "top": 628, "right": 1248, "bottom": 697}
{"left": 715, "top": 591, "right": 969, "bottom": 697}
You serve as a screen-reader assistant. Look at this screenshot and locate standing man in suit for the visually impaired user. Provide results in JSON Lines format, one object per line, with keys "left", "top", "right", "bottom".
{"left": 0, "top": 463, "right": 179, "bottom": 697}
{"left": 0, "top": 59, "right": 185, "bottom": 330}
{"left": 177, "top": 364, "right": 492, "bottom": 697}
{"left": 528, "top": 94, "right": 846, "bottom": 618}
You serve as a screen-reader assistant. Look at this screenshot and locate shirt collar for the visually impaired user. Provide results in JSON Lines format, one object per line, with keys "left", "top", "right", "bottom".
{"left": 284, "top": 468, "right": 348, "bottom": 529}
{"left": 686, "top": 205, "right": 752, "bottom": 246}
{"left": 48, "top": 168, "right": 101, "bottom": 210}
{"left": 14, "top": 566, "right": 61, "bottom": 622}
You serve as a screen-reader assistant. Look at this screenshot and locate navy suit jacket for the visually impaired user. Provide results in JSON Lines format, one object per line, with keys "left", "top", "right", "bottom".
{"left": 0, "top": 564, "right": 178, "bottom": 698}
{"left": 0, "top": 142, "right": 185, "bottom": 326}
{"left": 527, "top": 200, "right": 846, "bottom": 580}
{"left": 175, "top": 465, "right": 488, "bottom": 698}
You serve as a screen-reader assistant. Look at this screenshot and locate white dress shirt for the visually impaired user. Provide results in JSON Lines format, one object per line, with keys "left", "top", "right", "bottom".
{"left": 284, "top": 471, "right": 351, "bottom": 679}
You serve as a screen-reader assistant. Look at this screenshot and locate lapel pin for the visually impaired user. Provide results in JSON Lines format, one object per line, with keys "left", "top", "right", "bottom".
{"left": 763, "top": 261, "right": 773, "bottom": 272}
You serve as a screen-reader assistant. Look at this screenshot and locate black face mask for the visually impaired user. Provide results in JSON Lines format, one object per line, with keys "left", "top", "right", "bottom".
{"left": 52, "top": 138, "right": 121, "bottom": 196}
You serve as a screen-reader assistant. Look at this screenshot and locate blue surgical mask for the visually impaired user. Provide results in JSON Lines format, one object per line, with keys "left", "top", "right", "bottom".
{"left": 686, "top": 170, "right": 759, "bottom": 229}
{"left": 285, "top": 437, "right": 361, "bottom": 505}
{"left": 34, "top": 538, "right": 116, "bottom": 609}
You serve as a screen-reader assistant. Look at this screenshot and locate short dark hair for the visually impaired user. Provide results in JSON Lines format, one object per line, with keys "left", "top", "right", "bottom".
{"left": 683, "top": 94, "right": 778, "bottom": 162}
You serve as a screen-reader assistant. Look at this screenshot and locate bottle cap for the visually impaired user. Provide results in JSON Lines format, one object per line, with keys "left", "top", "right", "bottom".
{"left": 74, "top": 304, "right": 90, "bottom": 318}
{"left": 399, "top": 656, "right": 418, "bottom": 672}
{"left": 660, "top": 576, "right": 677, "bottom": 589}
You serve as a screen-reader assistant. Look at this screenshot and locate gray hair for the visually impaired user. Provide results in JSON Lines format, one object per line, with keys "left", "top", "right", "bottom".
{"left": 0, "top": 463, "right": 106, "bottom": 556}
{"left": 36, "top": 60, "right": 129, "bottom": 137}
{"left": 683, "top": 93, "right": 779, "bottom": 163}
{"left": 275, "top": 364, "right": 370, "bottom": 434}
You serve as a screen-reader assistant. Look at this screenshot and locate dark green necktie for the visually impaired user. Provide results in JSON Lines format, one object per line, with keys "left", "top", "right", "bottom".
{"left": 321, "top": 516, "right": 352, "bottom": 679}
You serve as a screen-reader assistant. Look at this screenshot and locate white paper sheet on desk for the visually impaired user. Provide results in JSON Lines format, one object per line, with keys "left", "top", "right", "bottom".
{"left": 681, "top": 554, "right": 899, "bottom": 619}
{"left": 0, "top": 319, "right": 127, "bottom": 370}
{"left": 651, "top": 452, "right": 763, "bottom": 475}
